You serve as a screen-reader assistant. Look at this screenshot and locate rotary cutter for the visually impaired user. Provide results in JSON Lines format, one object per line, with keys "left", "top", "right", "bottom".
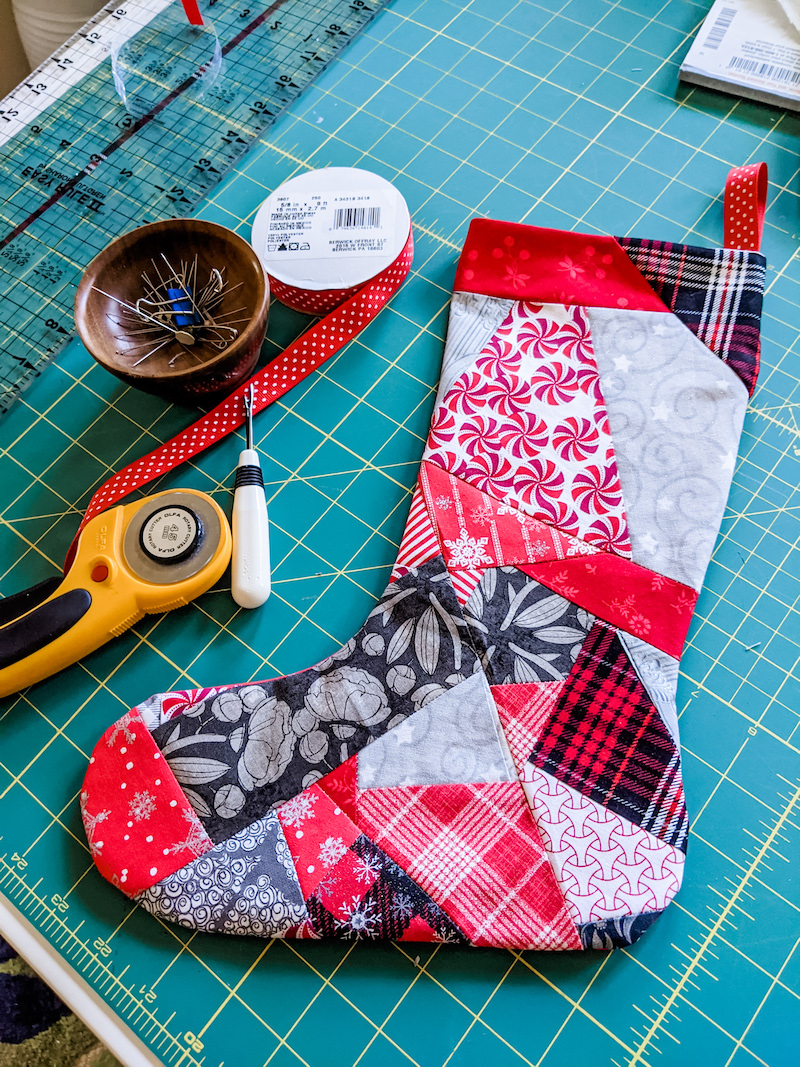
{"left": 0, "top": 489, "right": 231, "bottom": 699}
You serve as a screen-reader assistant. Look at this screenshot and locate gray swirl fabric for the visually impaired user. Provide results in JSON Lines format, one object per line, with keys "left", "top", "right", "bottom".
{"left": 136, "top": 812, "right": 307, "bottom": 935}
{"left": 587, "top": 308, "right": 748, "bottom": 591}
{"left": 357, "top": 672, "right": 514, "bottom": 789}
{"left": 435, "top": 292, "right": 513, "bottom": 407}
{"left": 618, "top": 632, "right": 680, "bottom": 743}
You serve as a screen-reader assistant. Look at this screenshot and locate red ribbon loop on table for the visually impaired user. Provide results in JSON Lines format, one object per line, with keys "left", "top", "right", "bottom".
{"left": 64, "top": 228, "right": 415, "bottom": 571}
{"left": 724, "top": 162, "right": 767, "bottom": 251}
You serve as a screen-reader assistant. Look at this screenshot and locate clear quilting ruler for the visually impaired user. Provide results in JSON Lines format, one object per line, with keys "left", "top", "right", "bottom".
{"left": 0, "top": 0, "right": 390, "bottom": 414}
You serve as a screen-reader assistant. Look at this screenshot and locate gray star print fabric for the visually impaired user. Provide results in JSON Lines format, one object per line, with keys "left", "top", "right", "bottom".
{"left": 587, "top": 308, "right": 748, "bottom": 591}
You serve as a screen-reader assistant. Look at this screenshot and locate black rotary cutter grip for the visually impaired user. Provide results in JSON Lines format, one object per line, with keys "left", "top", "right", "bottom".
{"left": 0, "top": 588, "right": 92, "bottom": 671}
{"left": 234, "top": 465, "right": 264, "bottom": 488}
{"left": 0, "top": 576, "right": 62, "bottom": 627}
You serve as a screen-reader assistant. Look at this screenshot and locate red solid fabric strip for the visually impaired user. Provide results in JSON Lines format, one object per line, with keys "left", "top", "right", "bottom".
{"left": 454, "top": 219, "right": 668, "bottom": 312}
{"left": 518, "top": 557, "right": 696, "bottom": 660}
{"left": 724, "top": 162, "right": 767, "bottom": 251}
{"left": 180, "top": 0, "right": 204, "bottom": 26}
{"left": 65, "top": 229, "right": 414, "bottom": 570}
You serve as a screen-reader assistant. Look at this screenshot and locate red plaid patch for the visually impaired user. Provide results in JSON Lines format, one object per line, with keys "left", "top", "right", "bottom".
{"left": 492, "top": 682, "right": 563, "bottom": 775}
{"left": 356, "top": 781, "right": 581, "bottom": 950}
{"left": 529, "top": 621, "right": 688, "bottom": 851}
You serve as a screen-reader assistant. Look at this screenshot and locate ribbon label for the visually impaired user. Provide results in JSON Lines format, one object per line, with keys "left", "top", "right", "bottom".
{"left": 251, "top": 167, "right": 411, "bottom": 294}
{"left": 264, "top": 186, "right": 397, "bottom": 261}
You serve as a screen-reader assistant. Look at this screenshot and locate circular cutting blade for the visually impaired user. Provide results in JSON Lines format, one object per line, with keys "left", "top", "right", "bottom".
{"left": 122, "top": 491, "right": 223, "bottom": 584}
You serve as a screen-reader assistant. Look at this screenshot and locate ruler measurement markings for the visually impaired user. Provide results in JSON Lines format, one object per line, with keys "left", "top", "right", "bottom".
{"left": 1, "top": 0, "right": 387, "bottom": 412}
{"left": 1, "top": 855, "right": 203, "bottom": 1066}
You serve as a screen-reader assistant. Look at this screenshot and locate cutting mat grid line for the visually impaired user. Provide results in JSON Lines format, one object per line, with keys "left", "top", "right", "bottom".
{"left": 1, "top": 0, "right": 799, "bottom": 1065}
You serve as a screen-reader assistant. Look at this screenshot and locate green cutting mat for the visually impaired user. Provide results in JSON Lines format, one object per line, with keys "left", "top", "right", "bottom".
{"left": 1, "top": 0, "right": 799, "bottom": 1064}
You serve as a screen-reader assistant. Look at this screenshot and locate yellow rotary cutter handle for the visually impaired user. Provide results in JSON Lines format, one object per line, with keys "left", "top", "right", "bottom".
{"left": 0, "top": 490, "right": 232, "bottom": 699}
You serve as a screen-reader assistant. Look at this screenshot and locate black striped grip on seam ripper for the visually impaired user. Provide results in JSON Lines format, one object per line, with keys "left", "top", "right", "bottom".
{"left": 234, "top": 465, "right": 264, "bottom": 489}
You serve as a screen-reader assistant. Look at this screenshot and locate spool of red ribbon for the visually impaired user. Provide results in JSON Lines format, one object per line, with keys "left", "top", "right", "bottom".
{"left": 65, "top": 171, "right": 414, "bottom": 570}
{"left": 251, "top": 167, "right": 413, "bottom": 315}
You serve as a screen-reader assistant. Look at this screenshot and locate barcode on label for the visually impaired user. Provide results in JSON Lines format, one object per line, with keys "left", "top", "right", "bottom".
{"left": 704, "top": 5, "right": 736, "bottom": 50}
{"left": 727, "top": 55, "right": 800, "bottom": 85}
{"left": 333, "top": 206, "right": 381, "bottom": 229}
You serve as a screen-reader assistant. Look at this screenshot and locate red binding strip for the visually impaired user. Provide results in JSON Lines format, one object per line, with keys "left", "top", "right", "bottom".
{"left": 724, "top": 162, "right": 767, "bottom": 251}
{"left": 64, "top": 228, "right": 414, "bottom": 571}
{"left": 454, "top": 220, "right": 668, "bottom": 312}
{"left": 180, "top": 0, "right": 204, "bottom": 26}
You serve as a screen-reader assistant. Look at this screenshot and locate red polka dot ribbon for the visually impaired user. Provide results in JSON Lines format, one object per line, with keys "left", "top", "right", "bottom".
{"left": 724, "top": 162, "right": 767, "bottom": 251}
{"left": 64, "top": 228, "right": 415, "bottom": 571}
{"left": 180, "top": 0, "right": 204, "bottom": 26}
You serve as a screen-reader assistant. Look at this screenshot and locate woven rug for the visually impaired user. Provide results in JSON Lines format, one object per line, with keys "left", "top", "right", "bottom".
{"left": 0, "top": 937, "right": 119, "bottom": 1067}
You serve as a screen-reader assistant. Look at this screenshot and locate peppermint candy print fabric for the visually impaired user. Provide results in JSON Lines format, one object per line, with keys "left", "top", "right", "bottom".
{"left": 82, "top": 218, "right": 764, "bottom": 952}
{"left": 423, "top": 301, "right": 633, "bottom": 557}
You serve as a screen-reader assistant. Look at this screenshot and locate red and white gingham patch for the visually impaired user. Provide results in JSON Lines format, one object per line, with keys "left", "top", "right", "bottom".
{"left": 356, "top": 781, "right": 581, "bottom": 950}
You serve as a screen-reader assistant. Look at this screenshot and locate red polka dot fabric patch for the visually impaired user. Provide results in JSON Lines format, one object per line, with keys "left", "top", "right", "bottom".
{"left": 82, "top": 708, "right": 213, "bottom": 897}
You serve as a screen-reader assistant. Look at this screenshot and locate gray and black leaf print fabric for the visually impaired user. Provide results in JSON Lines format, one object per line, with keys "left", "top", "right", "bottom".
{"left": 150, "top": 558, "right": 479, "bottom": 842}
{"left": 578, "top": 911, "right": 660, "bottom": 950}
{"left": 136, "top": 812, "right": 307, "bottom": 935}
{"left": 463, "top": 567, "right": 594, "bottom": 685}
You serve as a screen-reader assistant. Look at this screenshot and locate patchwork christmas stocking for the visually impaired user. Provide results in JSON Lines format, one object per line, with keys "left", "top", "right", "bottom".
{"left": 82, "top": 185, "right": 766, "bottom": 950}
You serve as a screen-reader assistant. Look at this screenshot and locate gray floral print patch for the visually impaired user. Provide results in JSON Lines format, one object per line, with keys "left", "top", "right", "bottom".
{"left": 150, "top": 558, "right": 479, "bottom": 842}
{"left": 463, "top": 567, "right": 594, "bottom": 685}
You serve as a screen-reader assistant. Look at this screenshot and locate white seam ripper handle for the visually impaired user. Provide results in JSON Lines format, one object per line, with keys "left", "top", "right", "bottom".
{"left": 232, "top": 449, "right": 271, "bottom": 608}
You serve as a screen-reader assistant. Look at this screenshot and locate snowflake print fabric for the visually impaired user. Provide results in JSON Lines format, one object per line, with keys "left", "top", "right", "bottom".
{"left": 82, "top": 708, "right": 213, "bottom": 897}
{"left": 423, "top": 301, "right": 632, "bottom": 555}
{"left": 304, "top": 836, "right": 467, "bottom": 943}
{"left": 83, "top": 202, "right": 765, "bottom": 952}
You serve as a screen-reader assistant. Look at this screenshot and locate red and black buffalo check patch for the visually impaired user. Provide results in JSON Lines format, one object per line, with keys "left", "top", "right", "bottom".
{"left": 528, "top": 621, "right": 688, "bottom": 851}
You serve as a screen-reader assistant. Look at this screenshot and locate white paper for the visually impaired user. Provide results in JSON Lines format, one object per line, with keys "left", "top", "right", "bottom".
{"left": 680, "top": 0, "right": 800, "bottom": 109}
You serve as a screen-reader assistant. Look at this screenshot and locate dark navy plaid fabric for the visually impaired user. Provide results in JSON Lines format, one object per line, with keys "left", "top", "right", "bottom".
{"left": 618, "top": 236, "right": 766, "bottom": 396}
{"left": 528, "top": 621, "right": 688, "bottom": 852}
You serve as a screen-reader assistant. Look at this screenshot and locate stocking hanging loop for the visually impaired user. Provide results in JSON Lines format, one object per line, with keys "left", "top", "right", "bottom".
{"left": 724, "top": 161, "right": 767, "bottom": 251}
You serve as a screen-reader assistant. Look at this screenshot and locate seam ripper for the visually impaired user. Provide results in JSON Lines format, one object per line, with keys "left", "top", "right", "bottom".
{"left": 232, "top": 384, "right": 271, "bottom": 608}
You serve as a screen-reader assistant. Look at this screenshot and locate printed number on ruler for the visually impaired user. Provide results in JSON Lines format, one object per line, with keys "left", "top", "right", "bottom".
{"left": 0, "top": 0, "right": 389, "bottom": 413}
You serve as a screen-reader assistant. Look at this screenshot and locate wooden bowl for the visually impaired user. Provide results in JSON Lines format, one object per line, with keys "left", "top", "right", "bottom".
{"left": 75, "top": 219, "right": 270, "bottom": 405}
